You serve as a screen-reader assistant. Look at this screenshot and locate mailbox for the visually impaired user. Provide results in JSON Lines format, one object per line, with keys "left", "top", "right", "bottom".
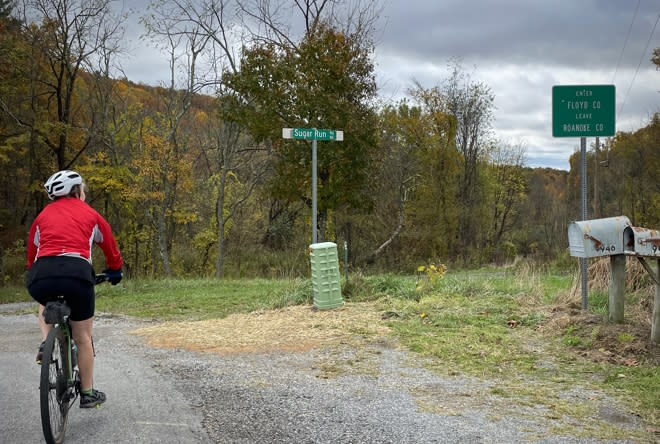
{"left": 623, "top": 226, "right": 660, "bottom": 257}
{"left": 568, "top": 216, "right": 631, "bottom": 258}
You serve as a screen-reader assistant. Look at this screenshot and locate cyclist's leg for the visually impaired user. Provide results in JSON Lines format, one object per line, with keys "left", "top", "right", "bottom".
{"left": 72, "top": 316, "right": 106, "bottom": 407}
{"left": 67, "top": 279, "right": 96, "bottom": 392}
{"left": 37, "top": 304, "right": 53, "bottom": 341}
{"left": 27, "top": 279, "right": 57, "bottom": 362}
{"left": 71, "top": 318, "right": 94, "bottom": 390}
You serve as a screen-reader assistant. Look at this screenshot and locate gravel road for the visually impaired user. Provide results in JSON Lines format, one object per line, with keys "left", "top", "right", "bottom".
{"left": 1, "top": 302, "right": 648, "bottom": 443}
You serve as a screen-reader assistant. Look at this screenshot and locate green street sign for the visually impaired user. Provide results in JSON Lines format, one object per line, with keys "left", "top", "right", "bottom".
{"left": 552, "top": 85, "right": 615, "bottom": 137}
{"left": 282, "top": 127, "right": 344, "bottom": 141}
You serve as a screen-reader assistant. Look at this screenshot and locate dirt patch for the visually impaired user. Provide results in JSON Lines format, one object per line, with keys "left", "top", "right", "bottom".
{"left": 131, "top": 302, "right": 390, "bottom": 355}
{"left": 542, "top": 305, "right": 659, "bottom": 366}
{"left": 544, "top": 258, "right": 659, "bottom": 366}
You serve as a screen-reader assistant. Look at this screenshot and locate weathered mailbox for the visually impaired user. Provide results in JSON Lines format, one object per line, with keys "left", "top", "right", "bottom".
{"left": 623, "top": 226, "right": 660, "bottom": 257}
{"left": 568, "top": 216, "right": 631, "bottom": 258}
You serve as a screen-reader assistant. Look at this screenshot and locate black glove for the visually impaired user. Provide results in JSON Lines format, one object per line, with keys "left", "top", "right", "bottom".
{"left": 103, "top": 269, "right": 123, "bottom": 285}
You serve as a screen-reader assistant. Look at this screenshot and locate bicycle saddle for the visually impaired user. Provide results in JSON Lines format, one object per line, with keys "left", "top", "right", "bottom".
{"left": 43, "top": 300, "right": 71, "bottom": 324}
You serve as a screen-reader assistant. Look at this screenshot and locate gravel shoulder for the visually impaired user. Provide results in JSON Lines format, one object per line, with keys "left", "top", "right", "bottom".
{"left": 161, "top": 341, "right": 648, "bottom": 444}
{"left": 1, "top": 304, "right": 210, "bottom": 443}
{"left": 1, "top": 303, "right": 648, "bottom": 443}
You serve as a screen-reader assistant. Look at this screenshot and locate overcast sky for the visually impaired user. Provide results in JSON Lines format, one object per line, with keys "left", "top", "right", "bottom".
{"left": 119, "top": 0, "right": 660, "bottom": 170}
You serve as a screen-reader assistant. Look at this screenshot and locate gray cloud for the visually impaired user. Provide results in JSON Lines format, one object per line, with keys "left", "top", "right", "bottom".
{"left": 376, "top": 0, "right": 659, "bottom": 169}
{"left": 114, "top": 0, "right": 659, "bottom": 170}
{"left": 380, "top": 0, "right": 657, "bottom": 68}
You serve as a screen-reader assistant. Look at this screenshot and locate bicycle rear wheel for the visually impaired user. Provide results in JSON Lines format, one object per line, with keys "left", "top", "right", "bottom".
{"left": 40, "top": 327, "right": 70, "bottom": 444}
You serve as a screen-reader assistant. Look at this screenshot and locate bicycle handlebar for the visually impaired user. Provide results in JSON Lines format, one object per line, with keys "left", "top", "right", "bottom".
{"left": 95, "top": 270, "right": 123, "bottom": 285}
{"left": 95, "top": 273, "right": 110, "bottom": 285}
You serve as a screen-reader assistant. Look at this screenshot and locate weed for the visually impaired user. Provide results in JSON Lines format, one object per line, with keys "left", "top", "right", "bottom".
{"left": 617, "top": 332, "right": 634, "bottom": 343}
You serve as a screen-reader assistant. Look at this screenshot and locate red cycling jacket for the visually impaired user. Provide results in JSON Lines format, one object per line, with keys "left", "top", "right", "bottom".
{"left": 27, "top": 197, "right": 123, "bottom": 270}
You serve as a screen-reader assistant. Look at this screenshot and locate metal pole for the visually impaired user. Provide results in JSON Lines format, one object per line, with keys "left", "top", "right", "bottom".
{"left": 594, "top": 137, "right": 600, "bottom": 218}
{"left": 312, "top": 137, "right": 317, "bottom": 245}
{"left": 344, "top": 241, "right": 349, "bottom": 283}
{"left": 580, "top": 137, "right": 588, "bottom": 310}
{"left": 652, "top": 258, "right": 660, "bottom": 343}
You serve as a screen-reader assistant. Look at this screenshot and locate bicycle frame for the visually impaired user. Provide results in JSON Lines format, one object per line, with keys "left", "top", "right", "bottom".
{"left": 59, "top": 322, "right": 79, "bottom": 404}
{"left": 43, "top": 300, "right": 80, "bottom": 403}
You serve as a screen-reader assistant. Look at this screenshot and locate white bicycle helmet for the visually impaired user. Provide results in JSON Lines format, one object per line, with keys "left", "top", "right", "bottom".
{"left": 44, "top": 170, "right": 83, "bottom": 200}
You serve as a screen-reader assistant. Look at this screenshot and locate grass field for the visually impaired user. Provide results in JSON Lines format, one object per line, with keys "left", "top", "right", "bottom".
{"left": 2, "top": 262, "right": 658, "bottom": 440}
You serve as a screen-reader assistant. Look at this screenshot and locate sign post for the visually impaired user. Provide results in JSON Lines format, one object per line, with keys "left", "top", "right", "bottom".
{"left": 553, "top": 84, "right": 615, "bottom": 310}
{"left": 282, "top": 128, "right": 344, "bottom": 244}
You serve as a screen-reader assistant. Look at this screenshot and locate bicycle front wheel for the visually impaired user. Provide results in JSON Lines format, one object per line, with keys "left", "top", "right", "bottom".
{"left": 40, "top": 327, "right": 70, "bottom": 444}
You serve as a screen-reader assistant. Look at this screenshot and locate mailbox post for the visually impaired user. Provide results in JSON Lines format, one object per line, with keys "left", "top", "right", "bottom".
{"left": 654, "top": 263, "right": 660, "bottom": 343}
{"left": 609, "top": 255, "right": 625, "bottom": 323}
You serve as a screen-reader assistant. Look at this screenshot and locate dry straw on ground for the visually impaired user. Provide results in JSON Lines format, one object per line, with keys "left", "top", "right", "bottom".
{"left": 586, "top": 257, "right": 656, "bottom": 294}
{"left": 559, "top": 257, "right": 656, "bottom": 307}
{"left": 131, "top": 303, "right": 390, "bottom": 355}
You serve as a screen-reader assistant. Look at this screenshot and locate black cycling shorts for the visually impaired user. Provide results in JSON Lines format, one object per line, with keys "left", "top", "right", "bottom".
{"left": 28, "top": 277, "right": 95, "bottom": 321}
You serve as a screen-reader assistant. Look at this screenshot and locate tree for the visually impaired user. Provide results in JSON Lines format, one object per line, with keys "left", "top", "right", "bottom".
{"left": 364, "top": 100, "right": 458, "bottom": 266}
{"left": 0, "top": 0, "right": 13, "bottom": 17}
{"left": 365, "top": 102, "right": 424, "bottom": 263}
{"left": 140, "top": 1, "right": 211, "bottom": 275}
{"left": 484, "top": 141, "right": 527, "bottom": 261}
{"left": 237, "top": 0, "right": 382, "bottom": 50}
{"left": 566, "top": 113, "right": 659, "bottom": 229}
{"left": 608, "top": 114, "right": 660, "bottom": 227}
{"left": 233, "top": 0, "right": 382, "bottom": 244}
{"left": 521, "top": 168, "right": 568, "bottom": 258}
{"left": 0, "top": 8, "right": 34, "bottom": 226}
{"left": 20, "top": 0, "right": 121, "bottom": 169}
{"left": 409, "top": 63, "right": 494, "bottom": 262}
{"left": 143, "top": 0, "right": 273, "bottom": 277}
{"left": 0, "top": 0, "right": 123, "bottom": 229}
{"left": 224, "top": 23, "right": 378, "bottom": 243}
{"left": 442, "top": 62, "right": 494, "bottom": 259}
{"left": 189, "top": 104, "right": 270, "bottom": 278}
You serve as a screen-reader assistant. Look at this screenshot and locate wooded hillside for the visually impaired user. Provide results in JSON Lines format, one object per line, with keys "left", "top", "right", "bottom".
{"left": 1, "top": 1, "right": 658, "bottom": 281}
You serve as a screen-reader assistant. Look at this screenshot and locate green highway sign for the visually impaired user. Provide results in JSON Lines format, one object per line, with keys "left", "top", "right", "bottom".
{"left": 282, "top": 127, "right": 344, "bottom": 141}
{"left": 552, "top": 85, "right": 615, "bottom": 137}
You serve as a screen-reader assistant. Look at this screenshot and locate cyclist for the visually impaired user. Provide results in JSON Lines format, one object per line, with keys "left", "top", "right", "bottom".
{"left": 26, "top": 170, "right": 123, "bottom": 408}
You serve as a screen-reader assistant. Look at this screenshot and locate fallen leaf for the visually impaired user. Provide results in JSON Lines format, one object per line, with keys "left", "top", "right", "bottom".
{"left": 623, "top": 358, "right": 638, "bottom": 367}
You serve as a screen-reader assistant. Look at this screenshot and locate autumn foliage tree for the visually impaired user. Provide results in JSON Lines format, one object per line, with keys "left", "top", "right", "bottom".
{"left": 224, "top": 22, "right": 378, "bottom": 243}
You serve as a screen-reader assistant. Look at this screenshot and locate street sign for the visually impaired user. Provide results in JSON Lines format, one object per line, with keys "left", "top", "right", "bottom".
{"left": 552, "top": 85, "right": 615, "bottom": 137}
{"left": 282, "top": 127, "right": 344, "bottom": 141}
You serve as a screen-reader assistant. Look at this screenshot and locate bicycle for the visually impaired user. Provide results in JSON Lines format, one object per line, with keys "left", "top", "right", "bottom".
{"left": 39, "top": 273, "right": 112, "bottom": 444}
